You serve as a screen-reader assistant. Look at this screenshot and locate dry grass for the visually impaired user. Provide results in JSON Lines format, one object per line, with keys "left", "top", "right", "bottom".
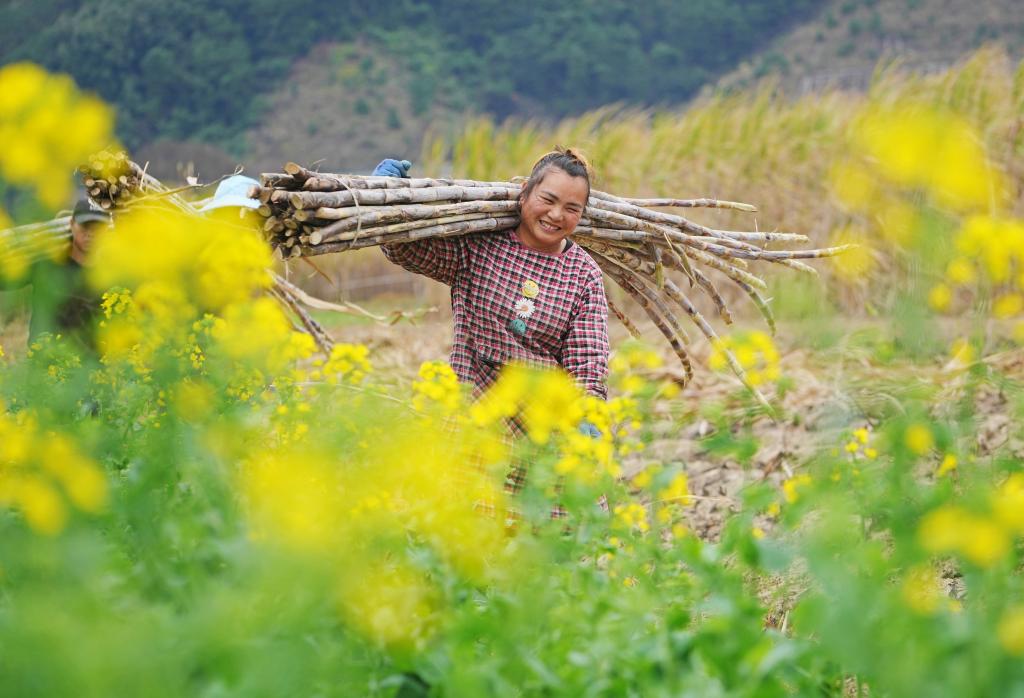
{"left": 410, "top": 48, "right": 1023, "bottom": 314}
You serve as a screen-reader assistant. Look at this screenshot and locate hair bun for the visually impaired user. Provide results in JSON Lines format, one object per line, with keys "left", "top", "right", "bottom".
{"left": 561, "top": 147, "right": 592, "bottom": 173}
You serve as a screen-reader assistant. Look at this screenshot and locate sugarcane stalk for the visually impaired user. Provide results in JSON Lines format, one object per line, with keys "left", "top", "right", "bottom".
{"left": 731, "top": 276, "right": 777, "bottom": 335}
{"left": 592, "top": 250, "right": 692, "bottom": 345}
{"left": 299, "top": 215, "right": 520, "bottom": 256}
{"left": 311, "top": 212, "right": 508, "bottom": 246}
{"left": 309, "top": 200, "right": 521, "bottom": 243}
{"left": 617, "top": 197, "right": 758, "bottom": 212}
{"left": 607, "top": 298, "right": 643, "bottom": 339}
{"left": 596, "top": 257, "right": 693, "bottom": 383}
{"left": 269, "top": 280, "right": 333, "bottom": 355}
{"left": 289, "top": 185, "right": 519, "bottom": 210}
{"left": 583, "top": 238, "right": 732, "bottom": 329}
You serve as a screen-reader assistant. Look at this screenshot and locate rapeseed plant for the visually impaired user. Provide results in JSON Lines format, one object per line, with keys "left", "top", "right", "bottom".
{"left": 0, "top": 62, "right": 116, "bottom": 209}
{"left": 708, "top": 330, "right": 780, "bottom": 387}
{"left": 0, "top": 406, "right": 105, "bottom": 535}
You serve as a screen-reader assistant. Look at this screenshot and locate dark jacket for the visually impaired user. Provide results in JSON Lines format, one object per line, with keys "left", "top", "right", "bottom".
{"left": 2, "top": 259, "right": 99, "bottom": 351}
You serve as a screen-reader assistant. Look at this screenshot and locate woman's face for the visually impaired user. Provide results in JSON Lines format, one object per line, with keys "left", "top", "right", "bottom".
{"left": 517, "top": 168, "right": 588, "bottom": 254}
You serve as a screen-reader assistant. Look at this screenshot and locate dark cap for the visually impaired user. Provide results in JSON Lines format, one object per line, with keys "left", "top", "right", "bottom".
{"left": 71, "top": 199, "right": 111, "bottom": 226}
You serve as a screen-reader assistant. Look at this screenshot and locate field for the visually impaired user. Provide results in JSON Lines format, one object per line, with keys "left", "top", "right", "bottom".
{"left": 2, "top": 51, "right": 1024, "bottom": 697}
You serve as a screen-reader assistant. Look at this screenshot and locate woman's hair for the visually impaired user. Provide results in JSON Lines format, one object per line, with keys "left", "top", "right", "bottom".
{"left": 520, "top": 146, "right": 594, "bottom": 204}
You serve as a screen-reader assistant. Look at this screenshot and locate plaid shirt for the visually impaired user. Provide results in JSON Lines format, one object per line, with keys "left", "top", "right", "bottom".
{"left": 382, "top": 230, "right": 609, "bottom": 399}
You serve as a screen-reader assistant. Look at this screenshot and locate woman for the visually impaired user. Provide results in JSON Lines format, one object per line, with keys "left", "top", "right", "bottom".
{"left": 377, "top": 148, "right": 610, "bottom": 405}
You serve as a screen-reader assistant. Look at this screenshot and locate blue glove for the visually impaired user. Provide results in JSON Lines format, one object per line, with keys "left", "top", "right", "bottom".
{"left": 372, "top": 158, "right": 412, "bottom": 178}
{"left": 579, "top": 421, "right": 602, "bottom": 439}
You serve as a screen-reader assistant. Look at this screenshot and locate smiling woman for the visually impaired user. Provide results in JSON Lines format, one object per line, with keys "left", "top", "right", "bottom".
{"left": 378, "top": 147, "right": 609, "bottom": 402}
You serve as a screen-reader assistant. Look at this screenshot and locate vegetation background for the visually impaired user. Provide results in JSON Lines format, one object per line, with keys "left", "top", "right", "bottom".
{"left": 2, "top": 0, "right": 1019, "bottom": 178}
{"left": 2, "top": 2, "right": 1024, "bottom": 696}
{"left": 4, "top": 0, "right": 1020, "bottom": 306}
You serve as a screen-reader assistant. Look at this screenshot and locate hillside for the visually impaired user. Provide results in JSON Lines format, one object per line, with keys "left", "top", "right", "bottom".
{"left": 241, "top": 41, "right": 472, "bottom": 176}
{"left": 718, "top": 0, "right": 1024, "bottom": 93}
{"left": 6, "top": 0, "right": 1019, "bottom": 185}
{"left": 1, "top": 0, "right": 819, "bottom": 179}
{"left": 137, "top": 40, "right": 474, "bottom": 182}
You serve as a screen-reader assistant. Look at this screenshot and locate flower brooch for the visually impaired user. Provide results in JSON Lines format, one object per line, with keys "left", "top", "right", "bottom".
{"left": 509, "top": 279, "right": 540, "bottom": 336}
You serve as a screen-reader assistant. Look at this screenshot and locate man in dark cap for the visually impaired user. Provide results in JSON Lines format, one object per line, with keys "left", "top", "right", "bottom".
{"left": 2, "top": 200, "right": 111, "bottom": 352}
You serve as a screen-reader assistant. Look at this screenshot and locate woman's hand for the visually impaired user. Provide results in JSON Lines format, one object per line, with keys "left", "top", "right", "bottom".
{"left": 371, "top": 159, "right": 412, "bottom": 178}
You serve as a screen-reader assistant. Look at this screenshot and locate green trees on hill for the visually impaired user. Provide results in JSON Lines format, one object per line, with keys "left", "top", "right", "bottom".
{"left": 2, "top": 0, "right": 821, "bottom": 150}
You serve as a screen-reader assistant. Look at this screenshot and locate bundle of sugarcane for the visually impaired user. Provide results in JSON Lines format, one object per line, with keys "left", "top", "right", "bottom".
{"left": 77, "top": 150, "right": 197, "bottom": 215}
{"left": 77, "top": 150, "right": 140, "bottom": 210}
{"left": 0, "top": 216, "right": 71, "bottom": 277}
{"left": 0, "top": 154, "right": 338, "bottom": 357}
{"left": 255, "top": 162, "right": 853, "bottom": 405}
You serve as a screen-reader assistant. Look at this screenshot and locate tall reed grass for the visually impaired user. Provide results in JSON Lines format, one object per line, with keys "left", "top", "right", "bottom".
{"left": 315, "top": 48, "right": 1023, "bottom": 320}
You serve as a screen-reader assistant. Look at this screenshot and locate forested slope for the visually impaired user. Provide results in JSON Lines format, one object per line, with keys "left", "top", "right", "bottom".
{"left": 3, "top": 0, "right": 821, "bottom": 151}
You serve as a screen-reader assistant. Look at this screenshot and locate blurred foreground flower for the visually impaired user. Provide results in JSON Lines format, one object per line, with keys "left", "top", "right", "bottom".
{"left": 0, "top": 62, "right": 117, "bottom": 208}
{"left": 709, "top": 331, "right": 780, "bottom": 387}
{"left": 918, "top": 505, "right": 1010, "bottom": 568}
{"left": 851, "top": 104, "right": 1005, "bottom": 213}
{"left": 0, "top": 406, "right": 106, "bottom": 535}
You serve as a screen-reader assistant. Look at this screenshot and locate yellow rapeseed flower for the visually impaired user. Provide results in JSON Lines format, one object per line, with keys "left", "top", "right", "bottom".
{"left": 609, "top": 341, "right": 662, "bottom": 375}
{"left": 708, "top": 331, "right": 781, "bottom": 385}
{"left": 928, "top": 284, "right": 953, "bottom": 312}
{"left": 946, "top": 257, "right": 976, "bottom": 285}
{"left": 901, "top": 565, "right": 942, "bottom": 615}
{"left": 918, "top": 505, "right": 970, "bottom": 553}
{"left": 998, "top": 606, "right": 1024, "bottom": 656}
{"left": 658, "top": 472, "right": 691, "bottom": 507}
{"left": 520, "top": 369, "right": 582, "bottom": 444}
{"left": 918, "top": 505, "right": 1009, "bottom": 567}
{"left": 937, "top": 454, "right": 958, "bottom": 477}
{"left": 39, "top": 434, "right": 107, "bottom": 513}
{"left": 875, "top": 200, "right": 919, "bottom": 246}
{"left": 829, "top": 225, "right": 874, "bottom": 281}
{"left": 0, "top": 409, "right": 105, "bottom": 534}
{"left": 322, "top": 343, "right": 372, "bottom": 384}
{"left": 959, "top": 517, "right": 1010, "bottom": 567}
{"left": 412, "top": 360, "right": 462, "bottom": 412}
{"left": 337, "top": 559, "right": 439, "bottom": 651}
{"left": 992, "top": 473, "right": 1024, "bottom": 533}
{"left": 0, "top": 62, "right": 117, "bottom": 208}
{"left": 829, "top": 159, "right": 878, "bottom": 211}
{"left": 854, "top": 104, "right": 1002, "bottom": 212}
{"left": 630, "top": 467, "right": 654, "bottom": 489}
{"left": 782, "top": 474, "right": 812, "bottom": 504}
{"left": 948, "top": 338, "right": 975, "bottom": 369}
{"left": 993, "top": 294, "right": 1024, "bottom": 320}
{"left": 904, "top": 423, "right": 934, "bottom": 455}
{"left": 242, "top": 447, "right": 346, "bottom": 551}
{"left": 16, "top": 478, "right": 66, "bottom": 536}
{"left": 613, "top": 503, "right": 650, "bottom": 533}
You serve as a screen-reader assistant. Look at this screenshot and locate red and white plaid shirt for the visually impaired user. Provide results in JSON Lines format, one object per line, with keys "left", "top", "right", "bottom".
{"left": 382, "top": 229, "right": 609, "bottom": 399}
